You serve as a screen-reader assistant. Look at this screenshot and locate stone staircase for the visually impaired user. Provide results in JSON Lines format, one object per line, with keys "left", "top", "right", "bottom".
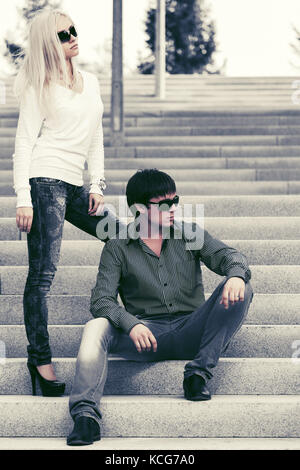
{"left": 0, "top": 74, "right": 299, "bottom": 450}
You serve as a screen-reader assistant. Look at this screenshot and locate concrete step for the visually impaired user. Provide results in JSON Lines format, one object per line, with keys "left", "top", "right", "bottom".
{"left": 4, "top": 157, "right": 300, "bottom": 172}
{"left": 3, "top": 103, "right": 297, "bottom": 112}
{"left": 0, "top": 395, "right": 299, "bottom": 437}
{"left": 1, "top": 324, "right": 298, "bottom": 358}
{"left": 0, "top": 134, "right": 294, "bottom": 148}
{"left": 10, "top": 100, "right": 296, "bottom": 109}
{"left": 1, "top": 216, "right": 297, "bottom": 242}
{"left": 3, "top": 145, "right": 300, "bottom": 160}
{"left": 0, "top": 293, "right": 298, "bottom": 325}
{"left": 1, "top": 181, "right": 300, "bottom": 196}
{"left": 1, "top": 195, "right": 300, "bottom": 217}
{"left": 125, "top": 126, "right": 300, "bottom": 137}
{"left": 1, "top": 358, "right": 299, "bottom": 396}
{"left": 105, "top": 145, "right": 300, "bottom": 158}
{"left": 0, "top": 168, "right": 257, "bottom": 182}
{"left": 0, "top": 437, "right": 299, "bottom": 450}
{"left": 0, "top": 160, "right": 12, "bottom": 170}
{"left": 226, "top": 157, "right": 300, "bottom": 169}
{"left": 3, "top": 73, "right": 299, "bottom": 81}
{"left": 0, "top": 265, "right": 299, "bottom": 294}
{"left": 5, "top": 81, "right": 294, "bottom": 89}
{"left": 5, "top": 115, "right": 300, "bottom": 128}
{"left": 4, "top": 95, "right": 295, "bottom": 105}
{"left": 5, "top": 125, "right": 300, "bottom": 137}
{"left": 2, "top": 106, "right": 300, "bottom": 118}
{"left": 0, "top": 219, "right": 20, "bottom": 240}
{"left": 5, "top": 82, "right": 296, "bottom": 91}
{"left": 130, "top": 142, "right": 300, "bottom": 154}
{"left": 4, "top": 83, "right": 298, "bottom": 92}
{"left": 0, "top": 239, "right": 299, "bottom": 266}
{"left": 5, "top": 85, "right": 296, "bottom": 94}
{"left": 125, "top": 136, "right": 278, "bottom": 147}
{"left": 6, "top": 83, "right": 295, "bottom": 91}
{"left": 110, "top": 105, "right": 300, "bottom": 114}
{"left": 130, "top": 116, "right": 300, "bottom": 127}
{"left": 0, "top": 136, "right": 110, "bottom": 147}
{"left": 3, "top": 168, "right": 300, "bottom": 183}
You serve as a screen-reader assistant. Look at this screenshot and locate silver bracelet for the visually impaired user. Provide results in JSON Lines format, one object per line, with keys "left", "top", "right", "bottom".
{"left": 90, "top": 178, "right": 107, "bottom": 192}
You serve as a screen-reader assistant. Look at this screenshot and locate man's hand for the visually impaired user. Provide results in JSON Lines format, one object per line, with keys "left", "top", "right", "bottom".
{"left": 88, "top": 193, "right": 104, "bottom": 216}
{"left": 16, "top": 207, "right": 33, "bottom": 233}
{"left": 129, "top": 324, "right": 157, "bottom": 353}
{"left": 220, "top": 277, "right": 245, "bottom": 309}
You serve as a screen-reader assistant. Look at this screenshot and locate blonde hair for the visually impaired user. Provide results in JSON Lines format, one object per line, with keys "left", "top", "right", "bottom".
{"left": 13, "top": 8, "right": 80, "bottom": 119}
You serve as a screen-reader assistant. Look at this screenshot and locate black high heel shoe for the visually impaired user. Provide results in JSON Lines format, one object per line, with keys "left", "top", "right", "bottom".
{"left": 27, "top": 363, "right": 65, "bottom": 397}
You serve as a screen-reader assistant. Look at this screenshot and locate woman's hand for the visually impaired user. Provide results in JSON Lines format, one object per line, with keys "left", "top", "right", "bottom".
{"left": 16, "top": 207, "right": 33, "bottom": 233}
{"left": 88, "top": 193, "right": 104, "bottom": 216}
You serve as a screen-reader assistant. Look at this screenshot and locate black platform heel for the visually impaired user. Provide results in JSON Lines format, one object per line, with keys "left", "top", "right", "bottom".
{"left": 27, "top": 363, "right": 65, "bottom": 397}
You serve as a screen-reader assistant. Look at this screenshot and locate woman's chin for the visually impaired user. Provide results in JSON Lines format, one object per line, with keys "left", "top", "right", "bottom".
{"left": 69, "top": 48, "right": 79, "bottom": 58}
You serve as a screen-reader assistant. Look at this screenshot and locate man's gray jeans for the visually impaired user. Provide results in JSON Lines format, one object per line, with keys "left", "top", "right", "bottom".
{"left": 69, "top": 278, "right": 254, "bottom": 425}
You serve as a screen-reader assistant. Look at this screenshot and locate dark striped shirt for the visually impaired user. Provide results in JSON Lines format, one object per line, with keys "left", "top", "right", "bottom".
{"left": 90, "top": 220, "right": 251, "bottom": 333}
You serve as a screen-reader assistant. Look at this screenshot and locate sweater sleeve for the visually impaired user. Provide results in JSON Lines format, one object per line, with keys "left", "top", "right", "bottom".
{"left": 87, "top": 75, "right": 105, "bottom": 194}
{"left": 12, "top": 85, "right": 45, "bottom": 208}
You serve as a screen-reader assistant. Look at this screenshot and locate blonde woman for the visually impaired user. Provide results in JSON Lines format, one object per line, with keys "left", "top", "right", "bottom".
{"left": 13, "top": 8, "right": 123, "bottom": 396}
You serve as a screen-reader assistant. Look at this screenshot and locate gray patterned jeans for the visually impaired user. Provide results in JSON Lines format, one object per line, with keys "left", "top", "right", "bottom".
{"left": 24, "top": 177, "right": 125, "bottom": 366}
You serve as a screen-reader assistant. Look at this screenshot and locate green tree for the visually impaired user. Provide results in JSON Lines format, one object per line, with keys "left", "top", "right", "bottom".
{"left": 138, "top": 0, "right": 219, "bottom": 74}
{"left": 4, "top": 0, "right": 61, "bottom": 68}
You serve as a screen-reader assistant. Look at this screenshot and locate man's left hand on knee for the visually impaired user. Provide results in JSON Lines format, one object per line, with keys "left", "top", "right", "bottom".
{"left": 220, "top": 277, "right": 245, "bottom": 310}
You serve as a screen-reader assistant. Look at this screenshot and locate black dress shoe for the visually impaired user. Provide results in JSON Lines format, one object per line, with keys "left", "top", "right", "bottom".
{"left": 183, "top": 374, "right": 211, "bottom": 401}
{"left": 67, "top": 416, "right": 101, "bottom": 446}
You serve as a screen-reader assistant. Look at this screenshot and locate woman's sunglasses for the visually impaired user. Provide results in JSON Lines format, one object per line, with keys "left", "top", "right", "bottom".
{"left": 57, "top": 25, "right": 78, "bottom": 43}
{"left": 147, "top": 195, "right": 179, "bottom": 212}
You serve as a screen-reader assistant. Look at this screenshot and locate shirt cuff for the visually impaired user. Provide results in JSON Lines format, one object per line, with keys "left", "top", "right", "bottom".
{"left": 225, "top": 268, "right": 247, "bottom": 282}
{"left": 89, "top": 184, "right": 104, "bottom": 196}
{"left": 120, "top": 315, "right": 145, "bottom": 335}
{"left": 16, "top": 188, "right": 33, "bottom": 208}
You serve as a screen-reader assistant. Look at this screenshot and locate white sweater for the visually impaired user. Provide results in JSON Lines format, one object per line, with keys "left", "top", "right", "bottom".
{"left": 13, "top": 69, "right": 105, "bottom": 208}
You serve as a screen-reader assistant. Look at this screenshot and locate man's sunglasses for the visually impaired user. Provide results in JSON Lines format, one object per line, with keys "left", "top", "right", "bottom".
{"left": 57, "top": 25, "right": 78, "bottom": 43}
{"left": 147, "top": 195, "right": 179, "bottom": 211}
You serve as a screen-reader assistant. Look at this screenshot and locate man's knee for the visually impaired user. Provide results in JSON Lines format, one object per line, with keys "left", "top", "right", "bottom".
{"left": 235, "top": 281, "right": 253, "bottom": 323}
{"left": 79, "top": 318, "right": 116, "bottom": 358}
{"left": 84, "top": 317, "right": 115, "bottom": 339}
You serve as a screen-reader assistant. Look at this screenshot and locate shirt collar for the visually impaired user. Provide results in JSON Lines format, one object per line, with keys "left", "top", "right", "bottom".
{"left": 125, "top": 219, "right": 195, "bottom": 245}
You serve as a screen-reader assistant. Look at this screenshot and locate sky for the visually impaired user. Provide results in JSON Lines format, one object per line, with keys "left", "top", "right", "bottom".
{"left": 1, "top": 0, "right": 300, "bottom": 76}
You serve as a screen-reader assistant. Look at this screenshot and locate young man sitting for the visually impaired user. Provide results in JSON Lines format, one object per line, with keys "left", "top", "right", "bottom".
{"left": 67, "top": 168, "right": 254, "bottom": 446}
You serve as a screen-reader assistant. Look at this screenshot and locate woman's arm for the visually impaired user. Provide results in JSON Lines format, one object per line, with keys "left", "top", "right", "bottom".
{"left": 87, "top": 75, "right": 106, "bottom": 197}
{"left": 13, "top": 85, "right": 44, "bottom": 208}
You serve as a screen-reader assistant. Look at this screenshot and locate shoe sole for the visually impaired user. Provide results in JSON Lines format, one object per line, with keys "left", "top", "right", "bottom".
{"left": 42, "top": 390, "right": 65, "bottom": 397}
{"left": 67, "top": 435, "right": 101, "bottom": 446}
{"left": 184, "top": 394, "right": 211, "bottom": 401}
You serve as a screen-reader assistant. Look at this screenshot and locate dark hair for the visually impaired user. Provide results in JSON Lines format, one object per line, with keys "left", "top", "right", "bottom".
{"left": 126, "top": 169, "right": 176, "bottom": 211}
